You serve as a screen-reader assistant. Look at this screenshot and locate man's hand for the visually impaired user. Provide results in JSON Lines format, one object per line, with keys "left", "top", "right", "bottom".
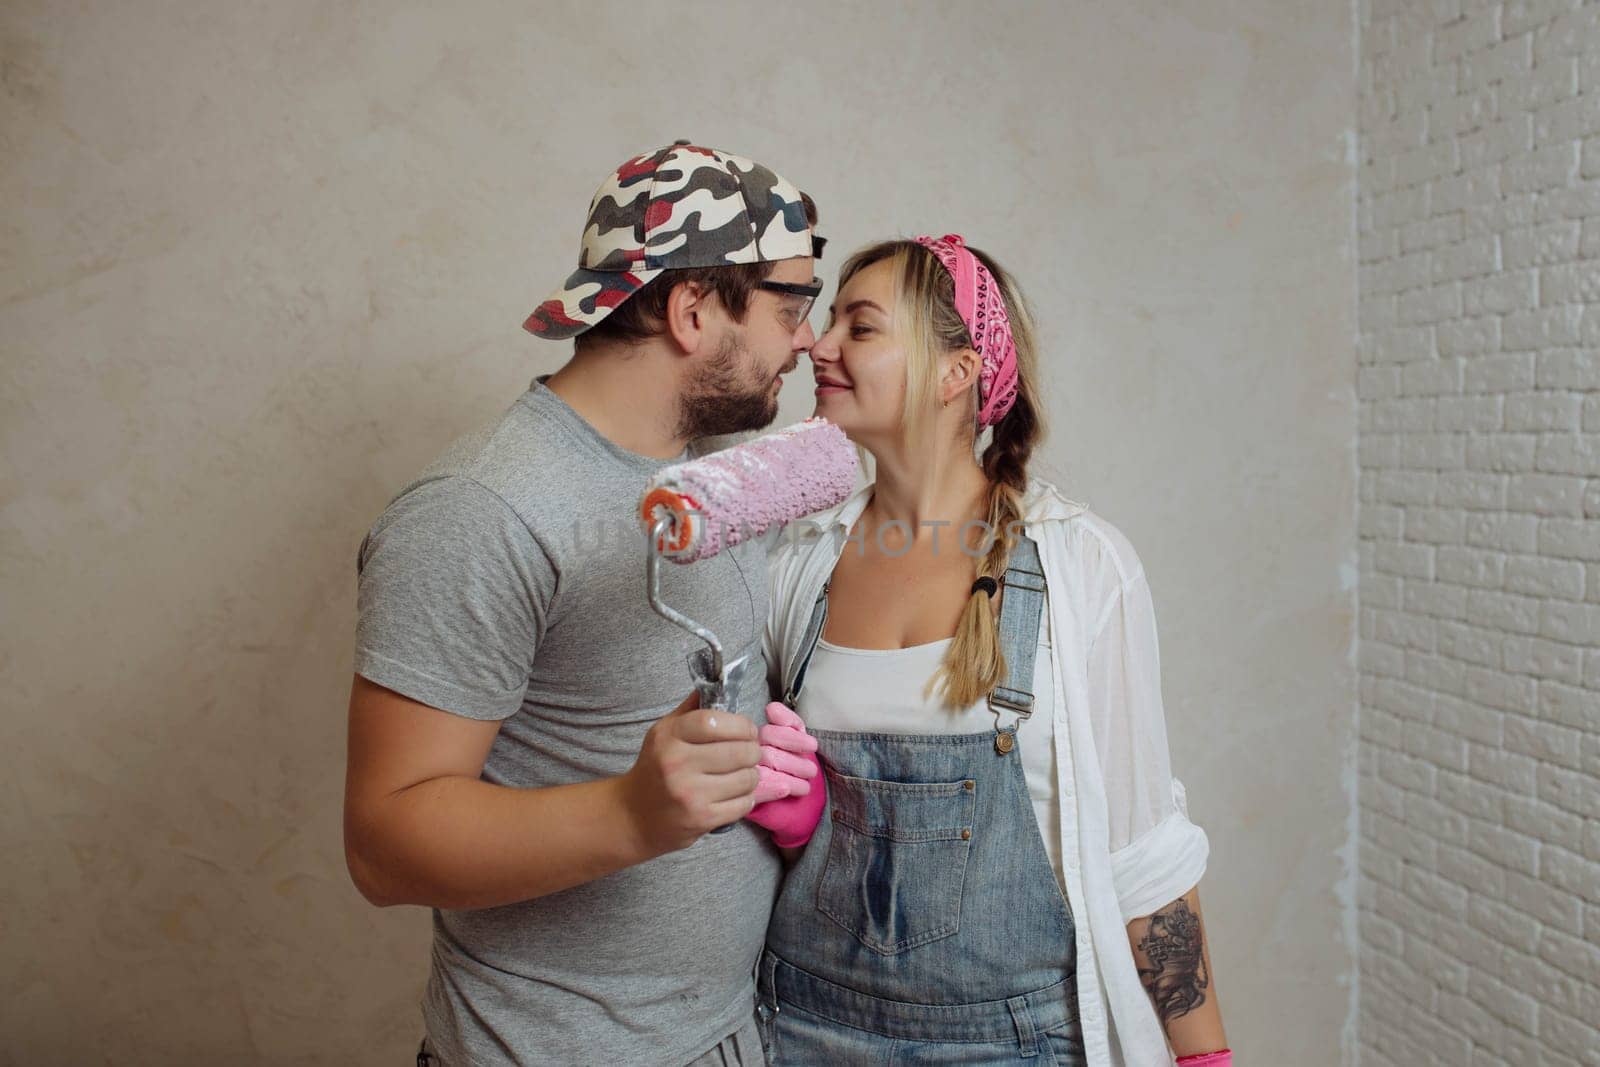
{"left": 619, "top": 690, "right": 764, "bottom": 854}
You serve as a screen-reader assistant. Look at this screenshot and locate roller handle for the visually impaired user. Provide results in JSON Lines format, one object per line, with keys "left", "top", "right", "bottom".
{"left": 647, "top": 514, "right": 752, "bottom": 836}
{"left": 688, "top": 645, "right": 750, "bottom": 836}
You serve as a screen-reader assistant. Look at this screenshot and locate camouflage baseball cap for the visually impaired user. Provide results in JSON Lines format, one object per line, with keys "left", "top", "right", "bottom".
{"left": 522, "top": 140, "right": 816, "bottom": 340}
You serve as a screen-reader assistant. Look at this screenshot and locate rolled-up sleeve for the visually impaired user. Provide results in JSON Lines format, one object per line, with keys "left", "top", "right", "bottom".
{"left": 1088, "top": 567, "right": 1210, "bottom": 922}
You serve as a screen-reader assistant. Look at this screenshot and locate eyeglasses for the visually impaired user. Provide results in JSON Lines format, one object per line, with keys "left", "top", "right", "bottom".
{"left": 755, "top": 276, "right": 824, "bottom": 333}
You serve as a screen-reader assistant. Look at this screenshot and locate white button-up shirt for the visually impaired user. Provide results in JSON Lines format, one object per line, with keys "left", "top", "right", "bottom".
{"left": 763, "top": 476, "right": 1210, "bottom": 1067}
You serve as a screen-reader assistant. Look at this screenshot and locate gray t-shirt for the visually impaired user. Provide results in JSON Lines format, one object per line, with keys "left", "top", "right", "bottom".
{"left": 354, "top": 373, "right": 782, "bottom": 1066}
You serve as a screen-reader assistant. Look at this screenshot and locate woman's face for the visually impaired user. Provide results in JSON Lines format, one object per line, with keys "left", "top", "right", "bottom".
{"left": 807, "top": 258, "right": 907, "bottom": 440}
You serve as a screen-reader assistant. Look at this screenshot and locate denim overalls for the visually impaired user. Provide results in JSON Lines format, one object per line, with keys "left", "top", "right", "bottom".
{"left": 757, "top": 534, "right": 1088, "bottom": 1066}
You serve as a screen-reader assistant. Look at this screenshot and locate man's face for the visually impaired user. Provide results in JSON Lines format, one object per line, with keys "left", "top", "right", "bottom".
{"left": 676, "top": 255, "right": 818, "bottom": 438}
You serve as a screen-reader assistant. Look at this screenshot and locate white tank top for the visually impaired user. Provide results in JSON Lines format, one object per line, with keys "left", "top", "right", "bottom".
{"left": 794, "top": 607, "right": 1065, "bottom": 895}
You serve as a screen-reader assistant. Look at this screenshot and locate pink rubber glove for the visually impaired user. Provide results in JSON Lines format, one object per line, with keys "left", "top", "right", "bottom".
{"left": 746, "top": 703, "right": 828, "bottom": 847}
{"left": 1176, "top": 1050, "right": 1231, "bottom": 1066}
{"left": 752, "top": 701, "right": 820, "bottom": 804}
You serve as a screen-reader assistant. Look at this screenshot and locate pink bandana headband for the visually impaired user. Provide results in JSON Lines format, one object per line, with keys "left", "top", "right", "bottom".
{"left": 912, "top": 233, "right": 1020, "bottom": 428}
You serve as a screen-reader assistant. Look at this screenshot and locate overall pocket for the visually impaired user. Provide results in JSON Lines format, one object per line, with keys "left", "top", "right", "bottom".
{"left": 815, "top": 772, "right": 976, "bottom": 955}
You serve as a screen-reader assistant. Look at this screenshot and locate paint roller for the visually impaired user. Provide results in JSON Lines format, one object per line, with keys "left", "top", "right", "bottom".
{"left": 639, "top": 415, "right": 858, "bottom": 831}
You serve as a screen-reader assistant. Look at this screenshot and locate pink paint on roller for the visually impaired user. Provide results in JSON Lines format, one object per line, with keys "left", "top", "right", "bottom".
{"left": 640, "top": 416, "right": 858, "bottom": 563}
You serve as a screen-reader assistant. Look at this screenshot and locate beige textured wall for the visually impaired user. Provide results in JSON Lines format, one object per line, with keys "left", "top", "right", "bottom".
{"left": 0, "top": 3, "right": 1356, "bottom": 1063}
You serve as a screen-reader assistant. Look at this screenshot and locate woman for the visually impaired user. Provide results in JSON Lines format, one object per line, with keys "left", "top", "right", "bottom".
{"left": 746, "top": 235, "right": 1232, "bottom": 1066}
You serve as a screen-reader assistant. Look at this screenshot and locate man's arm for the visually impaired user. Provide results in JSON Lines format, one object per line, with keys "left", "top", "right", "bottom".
{"left": 343, "top": 675, "right": 762, "bottom": 910}
{"left": 1125, "top": 882, "right": 1229, "bottom": 1059}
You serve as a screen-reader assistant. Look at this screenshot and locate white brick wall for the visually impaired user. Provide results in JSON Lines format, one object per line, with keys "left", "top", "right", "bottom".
{"left": 1359, "top": 1, "right": 1600, "bottom": 1064}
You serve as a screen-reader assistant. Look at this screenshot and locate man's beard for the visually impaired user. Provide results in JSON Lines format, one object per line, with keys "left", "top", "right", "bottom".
{"left": 674, "top": 329, "right": 783, "bottom": 439}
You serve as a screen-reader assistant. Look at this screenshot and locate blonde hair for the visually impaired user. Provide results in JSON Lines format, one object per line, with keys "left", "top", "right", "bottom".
{"left": 835, "top": 239, "right": 1046, "bottom": 710}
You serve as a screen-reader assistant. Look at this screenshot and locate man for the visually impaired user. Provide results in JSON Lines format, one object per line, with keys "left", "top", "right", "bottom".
{"left": 344, "top": 140, "right": 823, "bottom": 1065}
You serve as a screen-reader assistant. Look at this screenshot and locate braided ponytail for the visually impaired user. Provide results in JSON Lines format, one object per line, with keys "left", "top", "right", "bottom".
{"left": 926, "top": 363, "right": 1042, "bottom": 708}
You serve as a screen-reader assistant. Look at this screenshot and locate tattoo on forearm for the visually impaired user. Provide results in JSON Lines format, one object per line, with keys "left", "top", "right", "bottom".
{"left": 1135, "top": 899, "right": 1209, "bottom": 1026}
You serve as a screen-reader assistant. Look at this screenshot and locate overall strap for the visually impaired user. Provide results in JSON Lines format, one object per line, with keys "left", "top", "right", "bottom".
{"left": 989, "top": 532, "right": 1047, "bottom": 718}
{"left": 781, "top": 581, "right": 831, "bottom": 706}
